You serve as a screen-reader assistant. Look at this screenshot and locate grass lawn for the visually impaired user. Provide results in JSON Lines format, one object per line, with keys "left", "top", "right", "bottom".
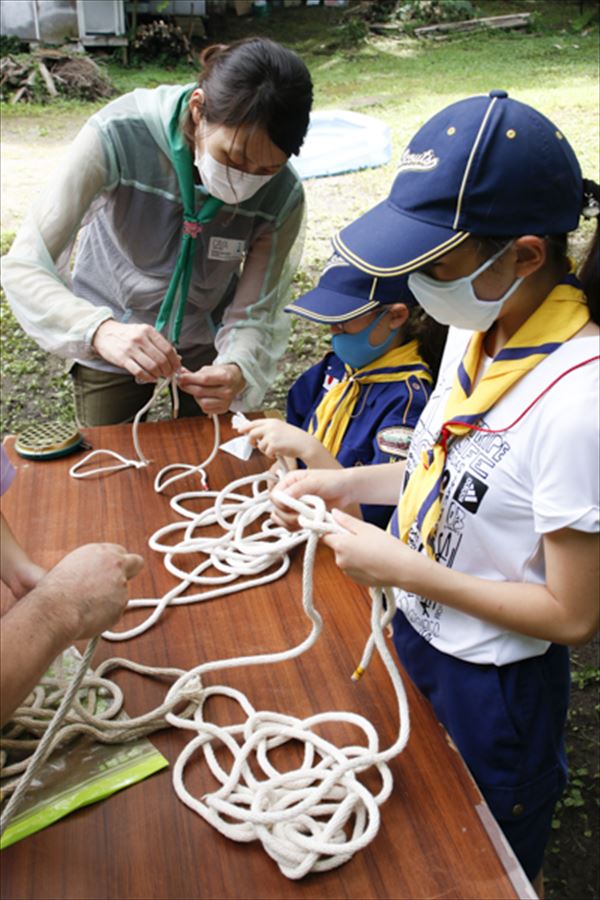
{"left": 1, "top": 3, "right": 599, "bottom": 896}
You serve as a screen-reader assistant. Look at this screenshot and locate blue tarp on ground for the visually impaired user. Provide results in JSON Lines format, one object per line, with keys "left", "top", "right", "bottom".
{"left": 291, "top": 109, "right": 392, "bottom": 179}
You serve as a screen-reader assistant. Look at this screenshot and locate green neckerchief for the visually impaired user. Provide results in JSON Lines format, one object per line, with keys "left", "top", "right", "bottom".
{"left": 155, "top": 90, "right": 224, "bottom": 345}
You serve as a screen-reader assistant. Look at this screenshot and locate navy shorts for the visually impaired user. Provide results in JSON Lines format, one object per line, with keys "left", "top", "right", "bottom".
{"left": 392, "top": 610, "right": 570, "bottom": 880}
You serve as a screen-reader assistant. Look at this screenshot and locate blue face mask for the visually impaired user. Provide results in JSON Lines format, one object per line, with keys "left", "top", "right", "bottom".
{"left": 331, "top": 310, "right": 399, "bottom": 370}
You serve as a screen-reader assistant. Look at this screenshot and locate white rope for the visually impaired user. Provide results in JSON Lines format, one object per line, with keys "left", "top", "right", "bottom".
{"left": 9, "top": 404, "right": 413, "bottom": 875}
{"left": 68, "top": 377, "right": 219, "bottom": 489}
{"left": 0, "top": 488, "right": 410, "bottom": 877}
{"left": 154, "top": 414, "right": 220, "bottom": 494}
{"left": 0, "top": 651, "right": 200, "bottom": 832}
{"left": 101, "top": 477, "right": 411, "bottom": 877}
{"left": 160, "top": 492, "right": 410, "bottom": 880}
{"left": 69, "top": 378, "right": 167, "bottom": 478}
{"left": 0, "top": 638, "right": 99, "bottom": 832}
{"left": 101, "top": 472, "right": 309, "bottom": 641}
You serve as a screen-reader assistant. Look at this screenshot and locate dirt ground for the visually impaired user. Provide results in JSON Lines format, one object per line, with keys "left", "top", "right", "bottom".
{"left": 1, "top": 112, "right": 598, "bottom": 900}
{"left": 1, "top": 112, "right": 86, "bottom": 234}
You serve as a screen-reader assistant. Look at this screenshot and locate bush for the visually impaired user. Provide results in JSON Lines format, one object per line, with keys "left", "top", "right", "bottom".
{"left": 396, "top": 0, "right": 478, "bottom": 25}
{"left": 0, "top": 35, "right": 28, "bottom": 56}
{"left": 335, "top": 16, "right": 369, "bottom": 48}
{"left": 131, "top": 20, "right": 193, "bottom": 68}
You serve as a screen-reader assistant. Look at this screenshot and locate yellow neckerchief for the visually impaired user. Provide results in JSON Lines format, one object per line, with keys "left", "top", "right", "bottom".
{"left": 397, "top": 268, "right": 589, "bottom": 559}
{"left": 308, "top": 340, "right": 432, "bottom": 458}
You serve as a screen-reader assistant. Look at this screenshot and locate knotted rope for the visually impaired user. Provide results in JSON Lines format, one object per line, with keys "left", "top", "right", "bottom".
{"left": 1, "top": 487, "right": 410, "bottom": 877}
{"left": 162, "top": 493, "right": 410, "bottom": 879}
{"left": 69, "top": 377, "right": 220, "bottom": 494}
{"left": 104, "top": 471, "right": 307, "bottom": 641}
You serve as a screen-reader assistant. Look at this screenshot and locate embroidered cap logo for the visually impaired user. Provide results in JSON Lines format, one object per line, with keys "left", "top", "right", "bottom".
{"left": 397, "top": 148, "right": 439, "bottom": 174}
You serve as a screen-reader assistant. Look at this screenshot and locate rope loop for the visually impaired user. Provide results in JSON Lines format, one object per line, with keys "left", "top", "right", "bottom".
{"left": 5, "top": 417, "right": 412, "bottom": 879}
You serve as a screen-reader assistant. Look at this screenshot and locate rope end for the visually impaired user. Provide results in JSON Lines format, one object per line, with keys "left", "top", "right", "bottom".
{"left": 351, "top": 666, "right": 365, "bottom": 682}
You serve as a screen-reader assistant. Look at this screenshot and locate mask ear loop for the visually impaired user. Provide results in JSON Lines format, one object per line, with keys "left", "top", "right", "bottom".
{"left": 465, "top": 239, "right": 516, "bottom": 285}
{"left": 364, "top": 308, "right": 401, "bottom": 352}
{"left": 413, "top": 240, "right": 519, "bottom": 301}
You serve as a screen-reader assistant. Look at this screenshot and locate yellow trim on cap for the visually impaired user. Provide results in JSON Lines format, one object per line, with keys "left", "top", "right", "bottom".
{"left": 453, "top": 96, "right": 498, "bottom": 230}
{"left": 285, "top": 300, "right": 379, "bottom": 323}
{"left": 332, "top": 229, "right": 470, "bottom": 276}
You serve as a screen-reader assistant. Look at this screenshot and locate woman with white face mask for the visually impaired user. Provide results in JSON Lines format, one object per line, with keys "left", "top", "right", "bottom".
{"left": 2, "top": 38, "right": 312, "bottom": 423}
{"left": 272, "top": 91, "right": 600, "bottom": 895}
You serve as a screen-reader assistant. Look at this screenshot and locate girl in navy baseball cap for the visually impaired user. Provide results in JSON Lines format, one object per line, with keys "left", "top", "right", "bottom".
{"left": 275, "top": 92, "right": 599, "bottom": 893}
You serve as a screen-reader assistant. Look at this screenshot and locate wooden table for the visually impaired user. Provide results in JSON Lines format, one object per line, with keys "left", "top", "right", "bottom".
{"left": 0, "top": 419, "right": 535, "bottom": 900}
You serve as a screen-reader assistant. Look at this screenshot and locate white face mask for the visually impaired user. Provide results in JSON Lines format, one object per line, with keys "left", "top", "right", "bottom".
{"left": 407, "top": 243, "right": 523, "bottom": 332}
{"left": 194, "top": 147, "right": 275, "bottom": 205}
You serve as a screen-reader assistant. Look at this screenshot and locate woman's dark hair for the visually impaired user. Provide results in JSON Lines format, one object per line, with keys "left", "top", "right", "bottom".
{"left": 475, "top": 180, "right": 600, "bottom": 325}
{"left": 403, "top": 307, "right": 448, "bottom": 383}
{"left": 183, "top": 38, "right": 313, "bottom": 157}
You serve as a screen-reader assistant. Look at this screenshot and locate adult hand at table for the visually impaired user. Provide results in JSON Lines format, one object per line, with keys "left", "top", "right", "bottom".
{"left": 1, "top": 513, "right": 46, "bottom": 604}
{"left": 92, "top": 320, "right": 181, "bottom": 382}
{"left": 177, "top": 363, "right": 246, "bottom": 414}
{"left": 34, "top": 543, "right": 144, "bottom": 640}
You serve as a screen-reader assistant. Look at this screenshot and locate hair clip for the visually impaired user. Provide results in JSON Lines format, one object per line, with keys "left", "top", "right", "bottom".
{"left": 582, "top": 180, "right": 600, "bottom": 219}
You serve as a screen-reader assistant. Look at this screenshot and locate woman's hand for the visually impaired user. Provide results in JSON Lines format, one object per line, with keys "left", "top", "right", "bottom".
{"left": 177, "top": 364, "right": 245, "bottom": 414}
{"left": 236, "top": 418, "right": 316, "bottom": 462}
{"left": 92, "top": 320, "right": 181, "bottom": 381}
{"left": 323, "top": 508, "right": 407, "bottom": 587}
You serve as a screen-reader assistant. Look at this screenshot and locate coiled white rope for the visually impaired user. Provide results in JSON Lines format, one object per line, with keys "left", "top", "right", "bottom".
{"left": 9, "top": 400, "right": 413, "bottom": 874}
{"left": 0, "top": 489, "right": 410, "bottom": 877}
{"left": 103, "top": 471, "right": 306, "bottom": 641}
{"left": 161, "top": 491, "right": 410, "bottom": 879}
{"left": 0, "top": 649, "right": 202, "bottom": 832}
{"left": 0, "top": 638, "right": 99, "bottom": 830}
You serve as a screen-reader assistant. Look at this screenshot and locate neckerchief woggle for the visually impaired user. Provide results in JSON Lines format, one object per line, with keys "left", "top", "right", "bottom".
{"left": 396, "top": 266, "right": 591, "bottom": 559}
{"left": 308, "top": 340, "right": 432, "bottom": 458}
{"left": 154, "top": 90, "right": 224, "bottom": 345}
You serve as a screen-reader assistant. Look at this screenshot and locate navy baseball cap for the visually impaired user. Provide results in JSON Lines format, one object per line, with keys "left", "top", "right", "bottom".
{"left": 332, "top": 90, "right": 583, "bottom": 277}
{"left": 285, "top": 254, "right": 414, "bottom": 323}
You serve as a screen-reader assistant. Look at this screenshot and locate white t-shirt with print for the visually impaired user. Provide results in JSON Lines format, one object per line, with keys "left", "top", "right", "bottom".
{"left": 392, "top": 327, "right": 600, "bottom": 666}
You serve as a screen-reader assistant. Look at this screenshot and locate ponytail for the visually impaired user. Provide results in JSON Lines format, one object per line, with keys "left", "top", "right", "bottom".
{"left": 402, "top": 307, "right": 448, "bottom": 382}
{"left": 578, "top": 179, "right": 600, "bottom": 324}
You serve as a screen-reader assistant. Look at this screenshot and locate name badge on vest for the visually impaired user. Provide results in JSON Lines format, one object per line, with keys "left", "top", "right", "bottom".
{"left": 376, "top": 425, "right": 414, "bottom": 460}
{"left": 208, "top": 237, "right": 246, "bottom": 262}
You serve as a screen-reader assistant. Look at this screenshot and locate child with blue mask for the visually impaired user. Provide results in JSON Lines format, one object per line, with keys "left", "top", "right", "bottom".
{"left": 236, "top": 255, "right": 446, "bottom": 528}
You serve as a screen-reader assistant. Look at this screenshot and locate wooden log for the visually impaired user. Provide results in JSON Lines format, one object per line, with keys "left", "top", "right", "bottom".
{"left": 370, "top": 21, "right": 404, "bottom": 35}
{"left": 37, "top": 61, "right": 58, "bottom": 97}
{"left": 414, "top": 12, "right": 531, "bottom": 37}
{"left": 10, "top": 69, "right": 36, "bottom": 104}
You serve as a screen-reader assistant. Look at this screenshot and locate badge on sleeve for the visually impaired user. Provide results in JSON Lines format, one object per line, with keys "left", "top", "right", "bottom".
{"left": 208, "top": 237, "right": 246, "bottom": 261}
{"left": 323, "top": 373, "right": 340, "bottom": 392}
{"left": 376, "top": 426, "right": 414, "bottom": 460}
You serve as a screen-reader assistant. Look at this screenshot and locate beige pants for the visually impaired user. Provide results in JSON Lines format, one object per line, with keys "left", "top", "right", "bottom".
{"left": 70, "top": 348, "right": 215, "bottom": 426}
